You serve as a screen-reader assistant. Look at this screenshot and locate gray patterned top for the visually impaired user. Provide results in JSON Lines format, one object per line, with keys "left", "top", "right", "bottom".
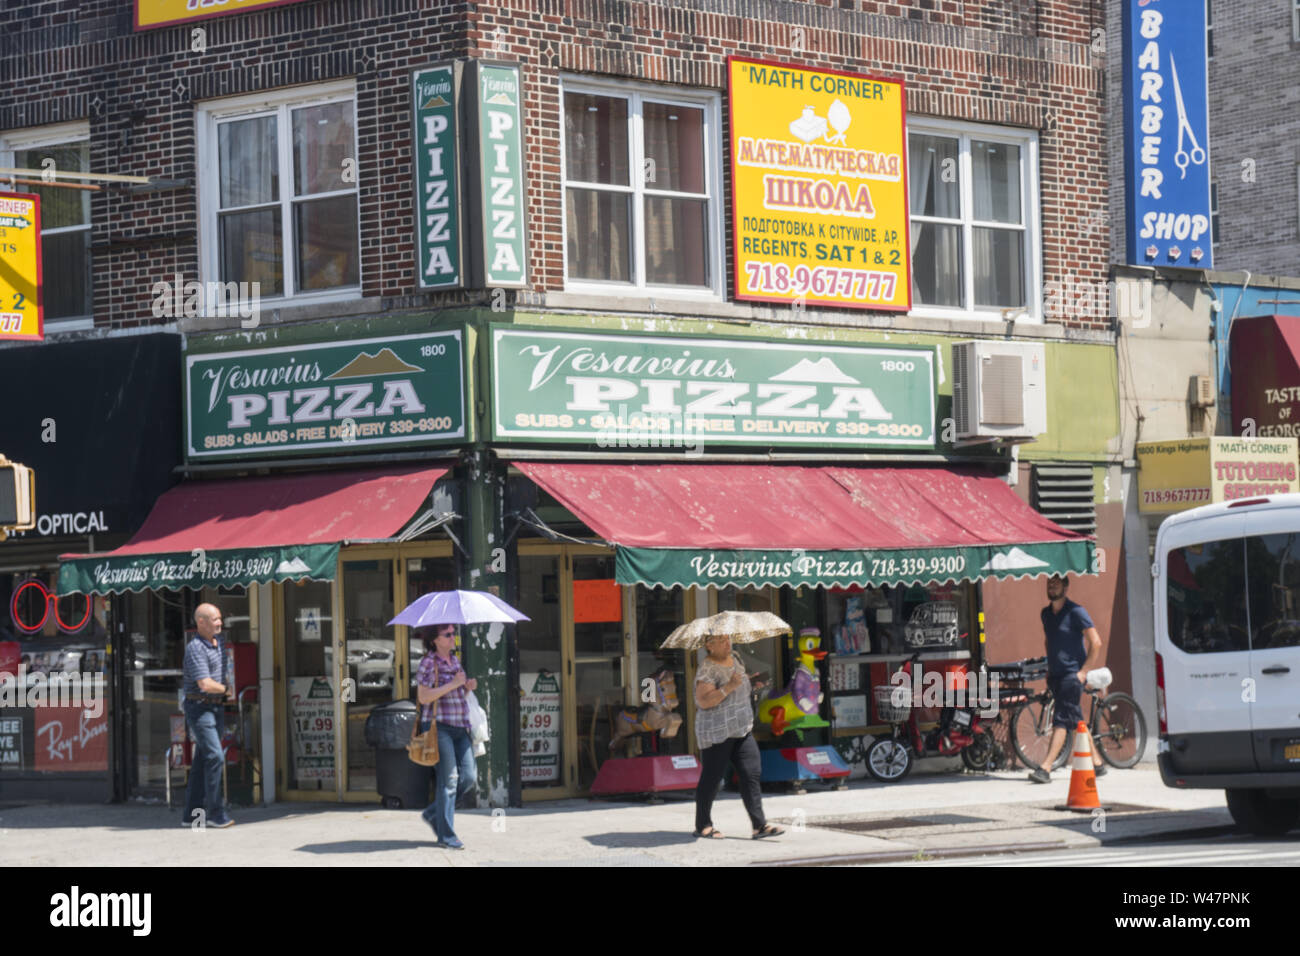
{"left": 694, "top": 652, "right": 753, "bottom": 749}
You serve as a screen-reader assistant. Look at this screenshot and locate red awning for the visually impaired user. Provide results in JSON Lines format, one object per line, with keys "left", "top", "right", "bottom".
{"left": 514, "top": 461, "right": 872, "bottom": 549}
{"left": 514, "top": 461, "right": 1075, "bottom": 550}
{"left": 512, "top": 461, "right": 1092, "bottom": 589}
{"left": 95, "top": 465, "right": 448, "bottom": 554}
{"left": 824, "top": 466, "right": 1077, "bottom": 548}
{"left": 58, "top": 466, "right": 449, "bottom": 594}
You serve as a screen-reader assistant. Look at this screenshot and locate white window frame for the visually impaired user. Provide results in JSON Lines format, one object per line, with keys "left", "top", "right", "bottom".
{"left": 905, "top": 117, "right": 1042, "bottom": 324}
{"left": 559, "top": 75, "right": 725, "bottom": 301}
{"left": 0, "top": 121, "right": 93, "bottom": 331}
{"left": 196, "top": 80, "right": 361, "bottom": 308}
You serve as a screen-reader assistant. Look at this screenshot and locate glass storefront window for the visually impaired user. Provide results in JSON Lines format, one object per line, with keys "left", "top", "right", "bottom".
{"left": 341, "top": 559, "right": 394, "bottom": 792}
{"left": 633, "top": 586, "right": 687, "bottom": 758}
{"left": 282, "top": 579, "right": 336, "bottom": 791}
{"left": 516, "top": 553, "right": 564, "bottom": 790}
{"left": 0, "top": 570, "right": 110, "bottom": 780}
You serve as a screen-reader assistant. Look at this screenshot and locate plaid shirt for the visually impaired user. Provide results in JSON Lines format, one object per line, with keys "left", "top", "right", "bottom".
{"left": 417, "top": 652, "right": 470, "bottom": 728}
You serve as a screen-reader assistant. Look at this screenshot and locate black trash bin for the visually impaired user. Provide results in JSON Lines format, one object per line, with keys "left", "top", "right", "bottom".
{"left": 364, "top": 700, "right": 431, "bottom": 809}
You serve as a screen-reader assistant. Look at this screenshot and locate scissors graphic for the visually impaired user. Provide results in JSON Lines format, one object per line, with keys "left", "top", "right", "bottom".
{"left": 1169, "top": 54, "right": 1206, "bottom": 179}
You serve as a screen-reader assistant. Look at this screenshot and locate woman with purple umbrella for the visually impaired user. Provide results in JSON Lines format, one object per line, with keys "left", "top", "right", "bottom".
{"left": 393, "top": 590, "right": 527, "bottom": 850}
{"left": 415, "top": 623, "right": 478, "bottom": 849}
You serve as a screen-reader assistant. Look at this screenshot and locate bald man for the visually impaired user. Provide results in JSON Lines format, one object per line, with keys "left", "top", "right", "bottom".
{"left": 181, "top": 603, "right": 235, "bottom": 828}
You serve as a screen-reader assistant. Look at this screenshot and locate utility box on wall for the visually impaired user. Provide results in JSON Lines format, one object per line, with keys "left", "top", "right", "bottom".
{"left": 952, "top": 341, "right": 1047, "bottom": 441}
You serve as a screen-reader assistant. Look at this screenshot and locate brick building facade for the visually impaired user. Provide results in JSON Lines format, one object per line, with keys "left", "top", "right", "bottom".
{"left": 2, "top": 2, "right": 1128, "bottom": 804}
{"left": 1, "top": 0, "right": 1109, "bottom": 333}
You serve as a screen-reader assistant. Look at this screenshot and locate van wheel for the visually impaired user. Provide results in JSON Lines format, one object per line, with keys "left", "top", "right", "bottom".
{"left": 1225, "top": 789, "right": 1300, "bottom": 836}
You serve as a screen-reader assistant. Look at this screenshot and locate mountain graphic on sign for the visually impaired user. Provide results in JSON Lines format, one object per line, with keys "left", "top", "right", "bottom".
{"left": 326, "top": 348, "right": 424, "bottom": 379}
{"left": 981, "top": 547, "right": 1051, "bottom": 571}
{"left": 771, "top": 357, "right": 860, "bottom": 384}
{"left": 276, "top": 557, "right": 313, "bottom": 575}
{"left": 421, "top": 94, "right": 451, "bottom": 110}
{"left": 485, "top": 92, "right": 515, "bottom": 106}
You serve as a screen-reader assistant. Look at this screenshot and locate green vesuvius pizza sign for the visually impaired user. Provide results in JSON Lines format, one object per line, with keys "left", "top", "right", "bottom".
{"left": 490, "top": 327, "right": 936, "bottom": 448}
{"left": 186, "top": 331, "right": 466, "bottom": 460}
{"left": 412, "top": 62, "right": 463, "bottom": 289}
{"left": 467, "top": 61, "right": 527, "bottom": 288}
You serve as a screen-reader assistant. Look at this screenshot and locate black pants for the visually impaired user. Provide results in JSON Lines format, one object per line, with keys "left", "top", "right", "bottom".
{"left": 695, "top": 732, "right": 766, "bottom": 833}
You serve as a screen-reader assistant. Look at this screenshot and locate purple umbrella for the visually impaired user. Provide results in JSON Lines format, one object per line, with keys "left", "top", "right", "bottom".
{"left": 388, "top": 589, "right": 530, "bottom": 627}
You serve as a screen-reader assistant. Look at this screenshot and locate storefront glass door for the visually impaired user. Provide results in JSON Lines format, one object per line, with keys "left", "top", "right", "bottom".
{"left": 572, "top": 553, "right": 623, "bottom": 791}
{"left": 280, "top": 579, "right": 336, "bottom": 794}
{"left": 274, "top": 542, "right": 454, "bottom": 801}
{"left": 340, "top": 557, "right": 395, "bottom": 794}
{"left": 516, "top": 544, "right": 631, "bottom": 798}
{"left": 516, "top": 551, "right": 567, "bottom": 794}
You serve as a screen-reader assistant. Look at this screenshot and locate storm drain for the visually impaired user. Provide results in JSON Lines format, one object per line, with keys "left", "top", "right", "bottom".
{"left": 814, "top": 813, "right": 992, "bottom": 832}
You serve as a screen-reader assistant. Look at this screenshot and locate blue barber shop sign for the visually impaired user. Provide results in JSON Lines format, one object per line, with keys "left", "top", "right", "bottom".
{"left": 1122, "top": 0, "right": 1213, "bottom": 269}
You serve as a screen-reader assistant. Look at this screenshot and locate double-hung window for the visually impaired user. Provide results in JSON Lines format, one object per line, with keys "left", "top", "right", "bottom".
{"left": 561, "top": 78, "right": 722, "bottom": 297}
{"left": 908, "top": 120, "right": 1040, "bottom": 320}
{"left": 198, "top": 82, "right": 360, "bottom": 303}
{"left": 0, "top": 122, "right": 92, "bottom": 328}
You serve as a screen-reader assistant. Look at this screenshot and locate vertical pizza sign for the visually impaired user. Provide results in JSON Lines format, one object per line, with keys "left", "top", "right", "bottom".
{"left": 728, "top": 58, "right": 909, "bottom": 312}
{"left": 0, "top": 192, "right": 43, "bottom": 342}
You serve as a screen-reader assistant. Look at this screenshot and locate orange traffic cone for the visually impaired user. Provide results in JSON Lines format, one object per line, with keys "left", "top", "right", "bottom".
{"left": 1055, "top": 721, "right": 1108, "bottom": 812}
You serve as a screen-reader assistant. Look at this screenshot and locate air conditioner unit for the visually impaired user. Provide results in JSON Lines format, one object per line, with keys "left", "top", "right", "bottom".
{"left": 951, "top": 341, "right": 1047, "bottom": 440}
{"left": 1191, "top": 374, "right": 1215, "bottom": 408}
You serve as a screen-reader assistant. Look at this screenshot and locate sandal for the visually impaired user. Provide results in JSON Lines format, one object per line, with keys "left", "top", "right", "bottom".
{"left": 752, "top": 824, "right": 785, "bottom": 839}
{"left": 693, "top": 827, "right": 725, "bottom": 839}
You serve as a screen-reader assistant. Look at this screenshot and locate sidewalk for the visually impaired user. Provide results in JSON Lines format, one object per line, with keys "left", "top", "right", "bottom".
{"left": 0, "top": 765, "right": 1233, "bottom": 867}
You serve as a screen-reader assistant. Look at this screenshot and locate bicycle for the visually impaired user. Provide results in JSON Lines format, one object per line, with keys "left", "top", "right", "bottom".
{"left": 1003, "top": 658, "right": 1147, "bottom": 771}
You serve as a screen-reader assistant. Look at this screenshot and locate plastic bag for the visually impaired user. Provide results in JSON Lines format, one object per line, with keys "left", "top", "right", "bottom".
{"left": 466, "top": 690, "right": 489, "bottom": 756}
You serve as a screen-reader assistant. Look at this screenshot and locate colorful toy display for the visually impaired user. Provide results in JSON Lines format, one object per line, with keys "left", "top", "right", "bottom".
{"left": 609, "top": 668, "right": 682, "bottom": 755}
{"left": 758, "top": 628, "right": 829, "bottom": 738}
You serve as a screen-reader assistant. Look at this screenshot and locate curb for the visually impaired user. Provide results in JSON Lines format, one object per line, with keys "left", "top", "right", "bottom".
{"left": 750, "top": 840, "right": 1071, "bottom": 866}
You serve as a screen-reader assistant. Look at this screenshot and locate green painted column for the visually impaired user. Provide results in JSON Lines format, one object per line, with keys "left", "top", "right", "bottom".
{"left": 463, "top": 447, "right": 511, "bottom": 807}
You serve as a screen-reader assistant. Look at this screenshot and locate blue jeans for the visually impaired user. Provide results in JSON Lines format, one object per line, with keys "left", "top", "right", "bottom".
{"left": 421, "top": 722, "right": 475, "bottom": 843}
{"left": 182, "top": 701, "right": 227, "bottom": 825}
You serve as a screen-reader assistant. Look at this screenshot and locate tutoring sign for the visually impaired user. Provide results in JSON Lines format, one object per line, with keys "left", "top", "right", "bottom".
{"left": 1136, "top": 437, "right": 1299, "bottom": 514}
{"left": 1122, "top": 0, "right": 1213, "bottom": 268}
{"left": 728, "top": 57, "right": 909, "bottom": 311}
{"left": 491, "top": 327, "right": 936, "bottom": 448}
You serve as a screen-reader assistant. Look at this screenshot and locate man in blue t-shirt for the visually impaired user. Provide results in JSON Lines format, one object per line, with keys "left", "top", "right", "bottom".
{"left": 181, "top": 603, "right": 235, "bottom": 827}
{"left": 1029, "top": 575, "right": 1105, "bottom": 783}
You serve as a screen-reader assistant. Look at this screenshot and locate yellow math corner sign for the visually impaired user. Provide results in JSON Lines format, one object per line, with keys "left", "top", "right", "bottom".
{"left": 0, "top": 192, "right": 43, "bottom": 343}
{"left": 728, "top": 57, "right": 910, "bottom": 312}
{"left": 135, "top": 0, "right": 309, "bottom": 31}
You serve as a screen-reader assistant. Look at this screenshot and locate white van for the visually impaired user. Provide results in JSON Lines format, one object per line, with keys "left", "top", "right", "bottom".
{"left": 1153, "top": 494, "right": 1300, "bottom": 835}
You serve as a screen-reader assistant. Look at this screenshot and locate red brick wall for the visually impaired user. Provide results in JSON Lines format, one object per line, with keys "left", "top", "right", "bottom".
{"left": 1, "top": 0, "right": 1108, "bottom": 330}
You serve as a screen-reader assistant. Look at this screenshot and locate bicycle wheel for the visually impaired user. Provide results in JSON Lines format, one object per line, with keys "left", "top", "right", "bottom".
{"left": 1093, "top": 692, "right": 1147, "bottom": 769}
{"left": 960, "top": 729, "right": 998, "bottom": 772}
{"left": 866, "top": 737, "right": 913, "bottom": 782}
{"left": 1011, "top": 699, "right": 1069, "bottom": 770}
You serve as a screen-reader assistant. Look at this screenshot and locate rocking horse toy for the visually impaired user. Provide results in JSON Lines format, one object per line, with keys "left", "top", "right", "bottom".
{"left": 608, "top": 668, "right": 682, "bottom": 755}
